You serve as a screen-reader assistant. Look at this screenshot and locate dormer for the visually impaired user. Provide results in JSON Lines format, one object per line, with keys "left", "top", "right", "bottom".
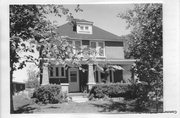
{"left": 72, "top": 19, "right": 93, "bottom": 34}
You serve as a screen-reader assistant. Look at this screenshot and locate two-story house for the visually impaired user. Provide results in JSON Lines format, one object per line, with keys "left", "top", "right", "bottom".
{"left": 41, "top": 19, "right": 136, "bottom": 93}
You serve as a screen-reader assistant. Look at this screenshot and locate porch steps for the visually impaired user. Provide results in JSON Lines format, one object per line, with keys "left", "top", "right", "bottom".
{"left": 71, "top": 96, "right": 88, "bottom": 103}
{"left": 67, "top": 93, "right": 88, "bottom": 103}
{"left": 67, "top": 92, "right": 86, "bottom": 96}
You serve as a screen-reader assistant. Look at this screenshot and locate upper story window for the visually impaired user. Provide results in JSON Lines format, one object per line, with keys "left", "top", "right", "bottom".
{"left": 49, "top": 66, "right": 66, "bottom": 78}
{"left": 67, "top": 40, "right": 82, "bottom": 55}
{"left": 90, "top": 41, "right": 105, "bottom": 57}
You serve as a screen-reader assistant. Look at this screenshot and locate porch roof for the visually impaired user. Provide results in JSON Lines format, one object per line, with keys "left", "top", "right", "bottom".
{"left": 46, "top": 58, "right": 138, "bottom": 66}
{"left": 81, "top": 59, "right": 138, "bottom": 65}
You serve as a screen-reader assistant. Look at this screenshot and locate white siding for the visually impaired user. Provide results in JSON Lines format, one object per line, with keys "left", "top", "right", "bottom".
{"left": 105, "top": 46, "right": 124, "bottom": 59}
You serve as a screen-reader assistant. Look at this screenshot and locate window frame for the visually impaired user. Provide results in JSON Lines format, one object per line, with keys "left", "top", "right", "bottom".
{"left": 90, "top": 41, "right": 105, "bottom": 57}
{"left": 67, "top": 40, "right": 82, "bottom": 56}
{"left": 49, "top": 66, "right": 66, "bottom": 78}
{"left": 85, "top": 26, "right": 89, "bottom": 30}
{"left": 80, "top": 25, "right": 84, "bottom": 30}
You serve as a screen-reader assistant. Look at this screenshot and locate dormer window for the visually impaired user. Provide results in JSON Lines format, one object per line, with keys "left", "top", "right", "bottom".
{"left": 76, "top": 24, "right": 92, "bottom": 34}
{"left": 71, "top": 19, "right": 93, "bottom": 34}
{"left": 85, "top": 26, "right": 89, "bottom": 30}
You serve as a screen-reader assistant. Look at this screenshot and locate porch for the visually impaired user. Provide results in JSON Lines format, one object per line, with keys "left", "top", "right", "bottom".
{"left": 41, "top": 59, "right": 136, "bottom": 93}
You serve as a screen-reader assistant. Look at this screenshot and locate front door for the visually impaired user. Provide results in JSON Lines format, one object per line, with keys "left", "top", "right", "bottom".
{"left": 68, "top": 68, "right": 79, "bottom": 92}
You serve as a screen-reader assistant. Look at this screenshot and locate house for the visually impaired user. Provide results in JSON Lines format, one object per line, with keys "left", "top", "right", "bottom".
{"left": 12, "top": 81, "right": 25, "bottom": 95}
{"left": 41, "top": 19, "right": 136, "bottom": 93}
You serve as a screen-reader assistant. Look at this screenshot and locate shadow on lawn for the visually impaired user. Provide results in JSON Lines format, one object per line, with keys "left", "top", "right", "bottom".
{"left": 91, "top": 100, "right": 150, "bottom": 113}
{"left": 91, "top": 101, "right": 127, "bottom": 113}
{"left": 14, "top": 104, "right": 37, "bottom": 114}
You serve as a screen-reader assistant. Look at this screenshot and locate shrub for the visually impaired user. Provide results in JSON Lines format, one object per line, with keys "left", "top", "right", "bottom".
{"left": 32, "top": 84, "right": 67, "bottom": 104}
{"left": 25, "top": 79, "right": 40, "bottom": 88}
{"left": 88, "top": 83, "right": 148, "bottom": 100}
{"left": 89, "top": 83, "right": 132, "bottom": 99}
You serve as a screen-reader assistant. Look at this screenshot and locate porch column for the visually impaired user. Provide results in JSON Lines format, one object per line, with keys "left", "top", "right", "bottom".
{"left": 42, "top": 63, "right": 49, "bottom": 85}
{"left": 87, "top": 63, "right": 96, "bottom": 90}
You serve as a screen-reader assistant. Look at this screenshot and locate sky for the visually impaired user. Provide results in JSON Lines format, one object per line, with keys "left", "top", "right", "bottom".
{"left": 49, "top": 4, "right": 134, "bottom": 36}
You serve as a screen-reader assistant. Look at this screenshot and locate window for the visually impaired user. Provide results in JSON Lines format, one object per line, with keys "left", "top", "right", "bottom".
{"left": 70, "top": 71, "right": 77, "bottom": 82}
{"left": 49, "top": 66, "right": 66, "bottom": 78}
{"left": 80, "top": 26, "right": 84, "bottom": 30}
{"left": 50, "top": 67, "right": 53, "bottom": 76}
{"left": 91, "top": 42, "right": 96, "bottom": 49}
{"left": 56, "top": 67, "right": 59, "bottom": 76}
{"left": 67, "top": 40, "right": 73, "bottom": 45}
{"left": 85, "top": 26, "right": 89, "bottom": 30}
{"left": 67, "top": 40, "right": 73, "bottom": 53}
{"left": 61, "top": 67, "right": 64, "bottom": 77}
{"left": 90, "top": 41, "right": 105, "bottom": 57}
{"left": 67, "top": 40, "right": 82, "bottom": 55}
{"left": 98, "top": 42, "right": 105, "bottom": 56}
{"left": 75, "top": 41, "right": 81, "bottom": 54}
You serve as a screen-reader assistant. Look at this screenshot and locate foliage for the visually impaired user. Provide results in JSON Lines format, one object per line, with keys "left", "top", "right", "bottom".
{"left": 25, "top": 65, "right": 40, "bottom": 88}
{"left": 32, "top": 84, "right": 67, "bottom": 104}
{"left": 89, "top": 82, "right": 150, "bottom": 110}
{"left": 10, "top": 5, "right": 83, "bottom": 71}
{"left": 10, "top": 4, "right": 82, "bottom": 113}
{"left": 25, "top": 78, "right": 39, "bottom": 89}
{"left": 89, "top": 83, "right": 134, "bottom": 99}
{"left": 119, "top": 4, "right": 163, "bottom": 110}
{"left": 121, "top": 34, "right": 134, "bottom": 59}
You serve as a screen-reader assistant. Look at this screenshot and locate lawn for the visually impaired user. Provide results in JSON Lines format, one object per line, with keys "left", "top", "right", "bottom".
{"left": 13, "top": 94, "right": 163, "bottom": 114}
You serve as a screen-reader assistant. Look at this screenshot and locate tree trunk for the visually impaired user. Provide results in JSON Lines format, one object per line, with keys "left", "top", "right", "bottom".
{"left": 10, "top": 69, "right": 14, "bottom": 113}
{"left": 40, "top": 68, "right": 43, "bottom": 85}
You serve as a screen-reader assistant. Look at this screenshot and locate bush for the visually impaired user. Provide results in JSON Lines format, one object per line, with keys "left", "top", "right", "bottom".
{"left": 25, "top": 79, "right": 40, "bottom": 88}
{"left": 88, "top": 83, "right": 148, "bottom": 100}
{"left": 89, "top": 83, "right": 132, "bottom": 99}
{"left": 32, "top": 84, "right": 67, "bottom": 104}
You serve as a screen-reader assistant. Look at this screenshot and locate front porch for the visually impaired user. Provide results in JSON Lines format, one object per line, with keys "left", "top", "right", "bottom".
{"left": 41, "top": 59, "right": 136, "bottom": 93}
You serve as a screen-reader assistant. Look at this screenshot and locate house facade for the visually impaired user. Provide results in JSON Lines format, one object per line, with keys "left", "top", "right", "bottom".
{"left": 41, "top": 19, "right": 136, "bottom": 93}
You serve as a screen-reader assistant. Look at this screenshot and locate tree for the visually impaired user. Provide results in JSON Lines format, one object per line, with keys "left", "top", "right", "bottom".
{"left": 10, "top": 4, "right": 83, "bottom": 113}
{"left": 119, "top": 4, "right": 163, "bottom": 111}
{"left": 25, "top": 65, "right": 40, "bottom": 88}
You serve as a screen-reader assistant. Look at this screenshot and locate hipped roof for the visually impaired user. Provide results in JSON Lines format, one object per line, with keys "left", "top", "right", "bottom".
{"left": 56, "top": 20, "right": 123, "bottom": 41}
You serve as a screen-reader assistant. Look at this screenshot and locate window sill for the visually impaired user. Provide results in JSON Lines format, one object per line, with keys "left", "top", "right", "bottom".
{"left": 49, "top": 77, "right": 66, "bottom": 78}
{"left": 61, "top": 83, "right": 69, "bottom": 86}
{"left": 80, "top": 55, "right": 106, "bottom": 58}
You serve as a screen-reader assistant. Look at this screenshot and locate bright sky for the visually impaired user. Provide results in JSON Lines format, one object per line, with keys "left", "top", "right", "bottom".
{"left": 49, "top": 4, "right": 134, "bottom": 36}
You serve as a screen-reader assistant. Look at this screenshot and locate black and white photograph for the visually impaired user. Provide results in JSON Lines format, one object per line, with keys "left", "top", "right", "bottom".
{"left": 0, "top": 0, "right": 180, "bottom": 117}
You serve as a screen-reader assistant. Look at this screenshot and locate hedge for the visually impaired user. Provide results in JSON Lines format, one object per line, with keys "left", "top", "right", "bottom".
{"left": 32, "top": 84, "right": 67, "bottom": 104}
{"left": 89, "top": 83, "right": 145, "bottom": 99}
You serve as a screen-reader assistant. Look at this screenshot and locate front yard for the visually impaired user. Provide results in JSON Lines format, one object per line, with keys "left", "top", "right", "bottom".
{"left": 13, "top": 94, "right": 163, "bottom": 114}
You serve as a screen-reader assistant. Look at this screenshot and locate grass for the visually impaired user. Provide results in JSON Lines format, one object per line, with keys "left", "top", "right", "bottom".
{"left": 13, "top": 93, "right": 163, "bottom": 114}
